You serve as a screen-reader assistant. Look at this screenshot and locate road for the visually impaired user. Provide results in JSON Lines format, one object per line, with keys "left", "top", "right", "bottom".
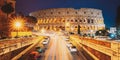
{"left": 40, "top": 32, "right": 86, "bottom": 60}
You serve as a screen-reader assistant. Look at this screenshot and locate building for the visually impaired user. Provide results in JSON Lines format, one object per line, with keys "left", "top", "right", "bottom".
{"left": 30, "top": 8, "right": 105, "bottom": 36}
{"left": 0, "top": 0, "right": 16, "bottom": 38}
{"left": 109, "top": 27, "right": 116, "bottom": 34}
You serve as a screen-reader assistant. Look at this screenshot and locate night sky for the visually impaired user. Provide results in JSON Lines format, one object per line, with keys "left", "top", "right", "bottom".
{"left": 16, "top": 0, "right": 120, "bottom": 28}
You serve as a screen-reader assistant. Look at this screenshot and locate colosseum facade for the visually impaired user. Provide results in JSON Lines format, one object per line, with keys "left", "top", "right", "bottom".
{"left": 30, "top": 8, "right": 105, "bottom": 36}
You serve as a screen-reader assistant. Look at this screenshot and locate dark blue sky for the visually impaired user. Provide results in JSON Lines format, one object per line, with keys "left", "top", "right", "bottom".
{"left": 16, "top": 0, "right": 120, "bottom": 28}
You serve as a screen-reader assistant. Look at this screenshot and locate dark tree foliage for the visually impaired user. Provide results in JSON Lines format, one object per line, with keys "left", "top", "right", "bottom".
{"left": 25, "top": 16, "right": 37, "bottom": 23}
{"left": 1, "top": 3, "right": 14, "bottom": 14}
{"left": 95, "top": 29, "right": 109, "bottom": 36}
{"left": 83, "top": 34, "right": 87, "bottom": 37}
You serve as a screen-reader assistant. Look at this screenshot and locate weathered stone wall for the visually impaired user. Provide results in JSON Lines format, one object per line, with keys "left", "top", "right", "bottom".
{"left": 70, "top": 35, "right": 120, "bottom": 60}
{"left": 0, "top": 44, "right": 31, "bottom": 60}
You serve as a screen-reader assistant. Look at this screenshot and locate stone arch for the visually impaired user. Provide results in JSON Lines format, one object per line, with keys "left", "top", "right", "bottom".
{"left": 71, "top": 19, "right": 74, "bottom": 22}
{"left": 87, "top": 19, "right": 90, "bottom": 24}
{"left": 91, "top": 19, "right": 94, "bottom": 23}
{"left": 75, "top": 19, "right": 78, "bottom": 22}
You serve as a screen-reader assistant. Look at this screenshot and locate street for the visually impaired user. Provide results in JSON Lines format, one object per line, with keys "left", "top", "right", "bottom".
{"left": 39, "top": 32, "right": 86, "bottom": 60}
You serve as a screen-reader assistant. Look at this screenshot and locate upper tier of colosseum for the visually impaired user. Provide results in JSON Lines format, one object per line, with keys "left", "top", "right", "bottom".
{"left": 29, "top": 8, "right": 103, "bottom": 18}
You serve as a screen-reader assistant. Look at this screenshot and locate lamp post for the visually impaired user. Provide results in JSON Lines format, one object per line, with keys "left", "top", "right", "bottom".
{"left": 90, "top": 30, "right": 93, "bottom": 37}
{"left": 14, "top": 21, "right": 22, "bottom": 37}
{"left": 10, "top": 16, "right": 25, "bottom": 37}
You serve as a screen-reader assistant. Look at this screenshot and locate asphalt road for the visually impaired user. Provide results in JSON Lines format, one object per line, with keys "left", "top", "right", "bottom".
{"left": 40, "top": 32, "right": 86, "bottom": 60}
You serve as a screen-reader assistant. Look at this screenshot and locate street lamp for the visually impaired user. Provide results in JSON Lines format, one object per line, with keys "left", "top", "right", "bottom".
{"left": 90, "top": 30, "right": 93, "bottom": 36}
{"left": 15, "top": 22, "right": 21, "bottom": 28}
{"left": 10, "top": 16, "right": 25, "bottom": 37}
{"left": 14, "top": 21, "right": 22, "bottom": 37}
{"left": 65, "top": 22, "right": 70, "bottom": 27}
{"left": 99, "top": 31, "right": 102, "bottom": 36}
{"left": 41, "top": 28, "right": 45, "bottom": 33}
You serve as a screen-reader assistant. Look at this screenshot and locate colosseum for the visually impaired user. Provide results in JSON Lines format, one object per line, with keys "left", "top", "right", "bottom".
{"left": 30, "top": 8, "right": 105, "bottom": 36}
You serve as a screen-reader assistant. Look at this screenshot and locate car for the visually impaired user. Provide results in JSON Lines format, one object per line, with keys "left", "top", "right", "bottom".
{"left": 36, "top": 46, "right": 43, "bottom": 53}
{"left": 42, "top": 40, "right": 49, "bottom": 45}
{"left": 66, "top": 42, "right": 73, "bottom": 47}
{"left": 65, "top": 37, "right": 69, "bottom": 41}
{"left": 65, "top": 38, "right": 69, "bottom": 41}
{"left": 69, "top": 46, "right": 77, "bottom": 52}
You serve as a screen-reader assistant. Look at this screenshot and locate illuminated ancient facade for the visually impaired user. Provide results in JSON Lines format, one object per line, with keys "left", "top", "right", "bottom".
{"left": 30, "top": 8, "right": 105, "bottom": 35}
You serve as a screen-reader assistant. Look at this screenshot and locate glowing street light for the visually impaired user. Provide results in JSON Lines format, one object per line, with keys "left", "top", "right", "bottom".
{"left": 65, "top": 22, "right": 70, "bottom": 27}
{"left": 41, "top": 28, "right": 45, "bottom": 33}
{"left": 90, "top": 30, "right": 93, "bottom": 36}
{"left": 10, "top": 16, "right": 25, "bottom": 37}
{"left": 14, "top": 21, "right": 22, "bottom": 37}
{"left": 14, "top": 22, "right": 21, "bottom": 28}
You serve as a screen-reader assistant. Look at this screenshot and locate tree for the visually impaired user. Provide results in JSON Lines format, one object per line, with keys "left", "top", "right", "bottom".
{"left": 25, "top": 16, "right": 37, "bottom": 23}
{"left": 25, "top": 16, "right": 37, "bottom": 31}
{"left": 1, "top": 2, "right": 14, "bottom": 17}
{"left": 95, "top": 29, "right": 109, "bottom": 36}
{"left": 83, "top": 34, "right": 87, "bottom": 37}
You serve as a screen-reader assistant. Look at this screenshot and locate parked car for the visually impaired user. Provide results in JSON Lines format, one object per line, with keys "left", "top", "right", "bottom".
{"left": 36, "top": 46, "right": 43, "bottom": 53}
